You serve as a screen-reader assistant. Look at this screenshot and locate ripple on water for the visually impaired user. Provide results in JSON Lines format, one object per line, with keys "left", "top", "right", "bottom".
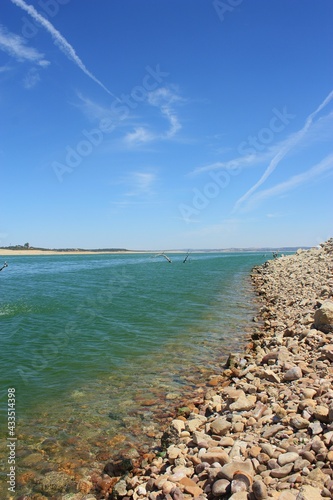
{"left": 0, "top": 253, "right": 267, "bottom": 497}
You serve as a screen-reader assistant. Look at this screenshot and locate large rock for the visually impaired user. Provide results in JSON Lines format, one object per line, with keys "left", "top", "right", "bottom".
{"left": 36, "top": 471, "right": 74, "bottom": 496}
{"left": 321, "top": 344, "right": 333, "bottom": 362}
{"left": 295, "top": 484, "right": 324, "bottom": 500}
{"left": 229, "top": 395, "right": 256, "bottom": 411}
{"left": 212, "top": 479, "right": 230, "bottom": 496}
{"left": 217, "top": 460, "right": 254, "bottom": 481}
{"left": 277, "top": 452, "right": 299, "bottom": 466}
{"left": 270, "top": 463, "right": 293, "bottom": 478}
{"left": 200, "top": 447, "right": 230, "bottom": 465}
{"left": 252, "top": 480, "right": 268, "bottom": 499}
{"left": 210, "top": 417, "right": 232, "bottom": 436}
{"left": 314, "top": 300, "right": 333, "bottom": 333}
{"left": 283, "top": 366, "right": 302, "bottom": 381}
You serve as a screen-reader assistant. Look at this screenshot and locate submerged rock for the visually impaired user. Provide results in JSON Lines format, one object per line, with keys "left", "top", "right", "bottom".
{"left": 35, "top": 471, "right": 74, "bottom": 496}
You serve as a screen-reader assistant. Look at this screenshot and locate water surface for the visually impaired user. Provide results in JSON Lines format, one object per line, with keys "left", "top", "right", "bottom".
{"left": 0, "top": 251, "right": 270, "bottom": 498}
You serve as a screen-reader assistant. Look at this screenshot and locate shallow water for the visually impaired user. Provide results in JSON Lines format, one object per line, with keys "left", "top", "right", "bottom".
{"left": 0, "top": 252, "right": 270, "bottom": 498}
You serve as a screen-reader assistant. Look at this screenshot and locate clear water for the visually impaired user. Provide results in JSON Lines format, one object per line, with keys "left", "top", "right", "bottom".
{"left": 0, "top": 252, "right": 270, "bottom": 498}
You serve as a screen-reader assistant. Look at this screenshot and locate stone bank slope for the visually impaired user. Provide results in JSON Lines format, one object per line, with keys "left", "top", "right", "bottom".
{"left": 70, "top": 240, "right": 333, "bottom": 500}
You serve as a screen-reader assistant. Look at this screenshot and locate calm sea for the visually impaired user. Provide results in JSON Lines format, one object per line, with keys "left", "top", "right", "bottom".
{"left": 0, "top": 252, "right": 270, "bottom": 497}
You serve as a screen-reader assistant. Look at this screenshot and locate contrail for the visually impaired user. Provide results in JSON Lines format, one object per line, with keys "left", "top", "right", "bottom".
{"left": 10, "top": 0, "right": 118, "bottom": 99}
{"left": 233, "top": 88, "right": 333, "bottom": 212}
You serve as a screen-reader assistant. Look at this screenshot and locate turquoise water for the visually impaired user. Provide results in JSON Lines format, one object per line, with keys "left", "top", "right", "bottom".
{"left": 0, "top": 252, "right": 269, "bottom": 497}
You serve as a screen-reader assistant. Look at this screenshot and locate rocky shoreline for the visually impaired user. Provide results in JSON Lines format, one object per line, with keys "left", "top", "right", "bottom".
{"left": 23, "top": 240, "right": 333, "bottom": 500}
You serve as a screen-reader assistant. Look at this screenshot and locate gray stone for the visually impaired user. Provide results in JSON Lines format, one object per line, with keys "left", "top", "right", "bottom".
{"left": 291, "top": 416, "right": 310, "bottom": 429}
{"left": 37, "top": 471, "right": 74, "bottom": 496}
{"left": 308, "top": 421, "right": 323, "bottom": 435}
{"left": 284, "top": 366, "right": 303, "bottom": 381}
{"left": 263, "top": 369, "right": 281, "bottom": 383}
{"left": 270, "top": 463, "right": 294, "bottom": 478}
{"left": 314, "top": 300, "right": 333, "bottom": 333}
{"left": 295, "top": 484, "right": 324, "bottom": 500}
{"left": 321, "top": 344, "right": 333, "bottom": 361}
{"left": 277, "top": 452, "right": 299, "bottom": 466}
{"left": 217, "top": 460, "right": 254, "bottom": 481}
{"left": 171, "top": 487, "right": 184, "bottom": 500}
{"left": 200, "top": 448, "right": 230, "bottom": 465}
{"left": 210, "top": 417, "right": 232, "bottom": 436}
{"left": 113, "top": 479, "right": 128, "bottom": 498}
{"left": 229, "top": 395, "right": 257, "bottom": 411}
{"left": 252, "top": 480, "right": 268, "bottom": 499}
{"left": 293, "top": 458, "right": 311, "bottom": 471}
{"left": 231, "top": 479, "right": 248, "bottom": 494}
{"left": 260, "top": 443, "right": 275, "bottom": 457}
{"left": 228, "top": 492, "right": 248, "bottom": 500}
{"left": 278, "top": 493, "right": 297, "bottom": 500}
{"left": 211, "top": 478, "right": 230, "bottom": 496}
{"left": 261, "top": 424, "right": 284, "bottom": 438}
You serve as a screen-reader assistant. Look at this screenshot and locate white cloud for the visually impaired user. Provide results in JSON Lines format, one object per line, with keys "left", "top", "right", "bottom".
{"left": 245, "top": 152, "right": 333, "bottom": 210}
{"left": 124, "top": 86, "right": 182, "bottom": 147}
{"left": 10, "top": 0, "right": 117, "bottom": 98}
{"left": 0, "top": 24, "right": 49, "bottom": 66}
{"left": 191, "top": 107, "right": 333, "bottom": 178}
{"left": 266, "top": 213, "right": 285, "bottom": 218}
{"left": 148, "top": 86, "right": 182, "bottom": 139}
{"left": 23, "top": 67, "right": 40, "bottom": 89}
{"left": 75, "top": 92, "right": 116, "bottom": 122}
{"left": 233, "top": 89, "right": 333, "bottom": 212}
{"left": 125, "top": 171, "right": 156, "bottom": 197}
{"left": 190, "top": 146, "right": 277, "bottom": 176}
{"left": 0, "top": 65, "right": 11, "bottom": 73}
{"left": 124, "top": 127, "right": 155, "bottom": 146}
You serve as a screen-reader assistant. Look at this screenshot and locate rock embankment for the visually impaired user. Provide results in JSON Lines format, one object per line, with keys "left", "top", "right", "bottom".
{"left": 65, "top": 239, "right": 333, "bottom": 500}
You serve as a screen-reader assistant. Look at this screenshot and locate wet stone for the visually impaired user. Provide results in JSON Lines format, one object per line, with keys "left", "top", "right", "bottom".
{"left": 36, "top": 471, "right": 74, "bottom": 496}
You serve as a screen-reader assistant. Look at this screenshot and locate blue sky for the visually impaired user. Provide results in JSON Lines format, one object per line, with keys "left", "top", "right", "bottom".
{"left": 0, "top": 0, "right": 332, "bottom": 250}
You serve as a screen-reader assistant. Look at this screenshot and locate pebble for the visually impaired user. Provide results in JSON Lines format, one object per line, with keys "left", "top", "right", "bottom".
{"left": 270, "top": 464, "right": 294, "bottom": 478}
{"left": 229, "top": 395, "right": 257, "bottom": 411}
{"left": 295, "top": 484, "right": 324, "bottom": 499}
{"left": 284, "top": 366, "right": 303, "bottom": 381}
{"left": 200, "top": 449, "right": 230, "bottom": 465}
{"left": 277, "top": 452, "right": 299, "bottom": 466}
{"left": 252, "top": 479, "right": 268, "bottom": 499}
{"left": 209, "top": 417, "right": 232, "bottom": 436}
{"left": 211, "top": 478, "right": 230, "bottom": 496}
{"left": 217, "top": 460, "right": 254, "bottom": 481}
{"left": 81, "top": 239, "right": 333, "bottom": 500}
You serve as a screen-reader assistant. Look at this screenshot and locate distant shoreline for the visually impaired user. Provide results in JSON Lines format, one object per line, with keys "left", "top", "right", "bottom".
{"left": 0, "top": 246, "right": 307, "bottom": 256}
{"left": 0, "top": 248, "right": 135, "bottom": 256}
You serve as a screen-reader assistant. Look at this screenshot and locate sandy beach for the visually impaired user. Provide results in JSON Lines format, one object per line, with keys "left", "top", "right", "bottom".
{"left": 0, "top": 249, "right": 137, "bottom": 256}
{"left": 0, "top": 249, "right": 192, "bottom": 257}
